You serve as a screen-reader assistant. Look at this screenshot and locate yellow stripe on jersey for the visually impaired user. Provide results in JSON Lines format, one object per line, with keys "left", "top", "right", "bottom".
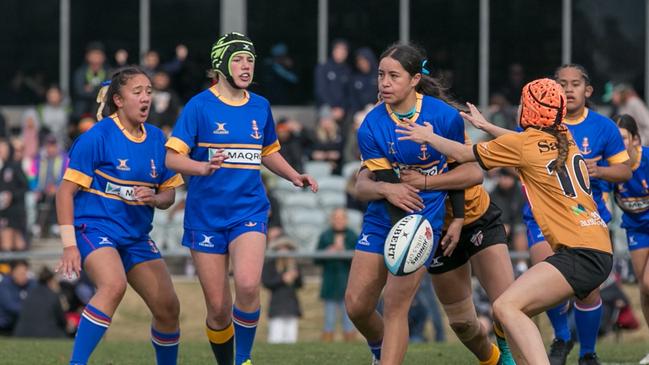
{"left": 197, "top": 142, "right": 262, "bottom": 149}
{"left": 159, "top": 174, "right": 184, "bottom": 191}
{"left": 363, "top": 158, "right": 392, "bottom": 171}
{"left": 94, "top": 169, "right": 157, "bottom": 188}
{"left": 208, "top": 85, "right": 250, "bottom": 107}
{"left": 63, "top": 168, "right": 93, "bottom": 188}
{"left": 166, "top": 137, "right": 191, "bottom": 155}
{"left": 221, "top": 163, "right": 261, "bottom": 170}
{"left": 607, "top": 150, "right": 630, "bottom": 164}
{"left": 261, "top": 140, "right": 281, "bottom": 156}
{"left": 81, "top": 188, "right": 147, "bottom": 205}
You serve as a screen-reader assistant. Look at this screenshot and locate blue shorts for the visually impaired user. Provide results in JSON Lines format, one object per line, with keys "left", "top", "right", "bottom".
{"left": 355, "top": 220, "right": 441, "bottom": 268}
{"left": 626, "top": 229, "right": 649, "bottom": 251}
{"left": 182, "top": 220, "right": 267, "bottom": 254}
{"left": 76, "top": 225, "right": 162, "bottom": 272}
{"left": 525, "top": 218, "right": 546, "bottom": 248}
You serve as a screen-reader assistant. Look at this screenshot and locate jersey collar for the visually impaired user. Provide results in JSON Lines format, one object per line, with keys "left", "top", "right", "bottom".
{"left": 110, "top": 114, "right": 147, "bottom": 143}
{"left": 209, "top": 85, "right": 250, "bottom": 107}
{"left": 563, "top": 108, "right": 588, "bottom": 125}
{"left": 385, "top": 93, "right": 423, "bottom": 125}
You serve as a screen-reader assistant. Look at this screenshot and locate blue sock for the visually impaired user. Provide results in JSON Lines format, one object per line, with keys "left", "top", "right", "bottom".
{"left": 546, "top": 301, "right": 571, "bottom": 341}
{"left": 368, "top": 338, "right": 382, "bottom": 360}
{"left": 70, "top": 304, "right": 112, "bottom": 365}
{"left": 574, "top": 299, "right": 602, "bottom": 357}
{"left": 151, "top": 326, "right": 180, "bottom": 365}
{"left": 232, "top": 306, "right": 260, "bottom": 365}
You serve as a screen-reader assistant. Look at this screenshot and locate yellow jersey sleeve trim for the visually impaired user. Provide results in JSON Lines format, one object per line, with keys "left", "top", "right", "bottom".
{"left": 63, "top": 168, "right": 93, "bottom": 188}
{"left": 166, "top": 137, "right": 191, "bottom": 155}
{"left": 363, "top": 158, "right": 392, "bottom": 171}
{"left": 159, "top": 174, "right": 184, "bottom": 191}
{"left": 607, "top": 150, "right": 630, "bottom": 165}
{"left": 261, "top": 140, "right": 281, "bottom": 156}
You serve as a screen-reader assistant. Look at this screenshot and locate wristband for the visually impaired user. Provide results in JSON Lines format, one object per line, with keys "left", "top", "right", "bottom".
{"left": 60, "top": 225, "right": 77, "bottom": 248}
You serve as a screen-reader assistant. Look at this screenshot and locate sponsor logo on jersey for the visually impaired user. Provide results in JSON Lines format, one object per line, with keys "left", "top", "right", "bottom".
{"left": 98, "top": 237, "right": 112, "bottom": 245}
{"left": 214, "top": 122, "right": 229, "bottom": 135}
{"left": 358, "top": 234, "right": 370, "bottom": 246}
{"left": 105, "top": 182, "right": 136, "bottom": 201}
{"left": 570, "top": 204, "right": 587, "bottom": 216}
{"left": 428, "top": 256, "right": 443, "bottom": 268}
{"left": 198, "top": 234, "right": 214, "bottom": 248}
{"left": 117, "top": 159, "right": 131, "bottom": 171}
{"left": 211, "top": 148, "right": 262, "bottom": 165}
{"left": 537, "top": 139, "right": 576, "bottom": 153}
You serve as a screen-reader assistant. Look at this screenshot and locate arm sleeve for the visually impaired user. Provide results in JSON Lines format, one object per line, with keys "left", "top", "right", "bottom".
{"left": 165, "top": 101, "right": 197, "bottom": 155}
{"left": 472, "top": 132, "right": 524, "bottom": 170}
{"left": 602, "top": 122, "right": 630, "bottom": 164}
{"left": 63, "top": 131, "right": 102, "bottom": 188}
{"left": 261, "top": 104, "right": 281, "bottom": 156}
{"left": 156, "top": 132, "right": 184, "bottom": 191}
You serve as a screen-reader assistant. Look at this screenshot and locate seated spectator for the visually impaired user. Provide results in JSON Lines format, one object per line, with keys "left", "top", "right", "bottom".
{"left": 72, "top": 42, "right": 108, "bottom": 118}
{"left": 148, "top": 71, "right": 181, "bottom": 136}
{"left": 315, "top": 208, "right": 357, "bottom": 342}
{"left": 0, "top": 260, "right": 34, "bottom": 335}
{"left": 277, "top": 117, "right": 306, "bottom": 174}
{"left": 13, "top": 267, "right": 67, "bottom": 338}
{"left": 310, "top": 110, "right": 343, "bottom": 175}
{"left": 262, "top": 237, "right": 302, "bottom": 344}
{"left": 36, "top": 85, "right": 70, "bottom": 147}
{"left": 32, "top": 134, "right": 68, "bottom": 238}
{"left": 0, "top": 139, "right": 28, "bottom": 251}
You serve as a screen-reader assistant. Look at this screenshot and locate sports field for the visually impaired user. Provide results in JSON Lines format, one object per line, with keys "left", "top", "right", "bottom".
{"left": 2, "top": 279, "right": 647, "bottom": 364}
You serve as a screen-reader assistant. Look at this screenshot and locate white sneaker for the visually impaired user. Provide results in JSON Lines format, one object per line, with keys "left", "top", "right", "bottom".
{"left": 639, "top": 352, "right": 649, "bottom": 365}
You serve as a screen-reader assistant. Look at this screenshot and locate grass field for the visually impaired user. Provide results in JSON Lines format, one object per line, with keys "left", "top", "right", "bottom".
{"left": 2, "top": 279, "right": 648, "bottom": 364}
{"left": 1, "top": 339, "right": 648, "bottom": 364}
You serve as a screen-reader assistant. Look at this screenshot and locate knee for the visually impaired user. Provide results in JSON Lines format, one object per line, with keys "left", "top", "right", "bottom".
{"left": 98, "top": 280, "right": 127, "bottom": 302}
{"left": 640, "top": 278, "right": 649, "bottom": 296}
{"left": 443, "top": 297, "right": 483, "bottom": 342}
{"left": 236, "top": 278, "right": 260, "bottom": 302}
{"left": 345, "top": 291, "right": 373, "bottom": 321}
{"left": 153, "top": 295, "right": 180, "bottom": 325}
{"left": 492, "top": 297, "right": 515, "bottom": 324}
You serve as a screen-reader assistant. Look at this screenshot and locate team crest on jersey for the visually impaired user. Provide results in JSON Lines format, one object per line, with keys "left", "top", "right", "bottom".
{"left": 149, "top": 159, "right": 158, "bottom": 178}
{"left": 418, "top": 144, "right": 429, "bottom": 160}
{"left": 470, "top": 230, "right": 484, "bottom": 247}
{"left": 617, "top": 183, "right": 627, "bottom": 193}
{"left": 117, "top": 159, "right": 130, "bottom": 171}
{"left": 213, "top": 122, "right": 229, "bottom": 135}
{"left": 250, "top": 120, "right": 262, "bottom": 139}
{"left": 580, "top": 137, "right": 591, "bottom": 155}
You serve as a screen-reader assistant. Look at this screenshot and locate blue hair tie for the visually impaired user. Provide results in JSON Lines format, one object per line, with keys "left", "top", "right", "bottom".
{"left": 100, "top": 80, "right": 111, "bottom": 87}
{"left": 421, "top": 60, "right": 430, "bottom": 76}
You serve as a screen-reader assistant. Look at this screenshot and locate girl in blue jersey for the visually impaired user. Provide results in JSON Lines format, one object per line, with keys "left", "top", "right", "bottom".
{"left": 466, "top": 64, "right": 631, "bottom": 365}
{"left": 56, "top": 66, "right": 184, "bottom": 365}
{"left": 344, "top": 43, "right": 473, "bottom": 365}
{"left": 613, "top": 114, "right": 649, "bottom": 365}
{"left": 165, "top": 33, "right": 317, "bottom": 365}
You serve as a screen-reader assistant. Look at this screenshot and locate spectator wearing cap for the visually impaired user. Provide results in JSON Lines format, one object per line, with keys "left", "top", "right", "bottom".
{"left": 13, "top": 266, "right": 68, "bottom": 338}
{"left": 32, "top": 134, "right": 68, "bottom": 238}
{"left": 261, "top": 236, "right": 302, "bottom": 344}
{"left": 72, "top": 42, "right": 108, "bottom": 118}
{"left": 612, "top": 83, "right": 649, "bottom": 143}
{"left": 0, "top": 260, "right": 34, "bottom": 335}
{"left": 314, "top": 40, "right": 352, "bottom": 122}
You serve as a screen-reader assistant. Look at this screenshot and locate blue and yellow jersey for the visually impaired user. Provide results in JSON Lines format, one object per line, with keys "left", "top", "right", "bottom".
{"left": 523, "top": 108, "right": 629, "bottom": 224}
{"left": 63, "top": 115, "right": 183, "bottom": 241}
{"left": 165, "top": 86, "right": 280, "bottom": 231}
{"left": 359, "top": 93, "right": 464, "bottom": 231}
{"left": 614, "top": 146, "right": 649, "bottom": 231}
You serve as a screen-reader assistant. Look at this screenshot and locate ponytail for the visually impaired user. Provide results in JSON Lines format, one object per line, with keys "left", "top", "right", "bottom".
{"left": 544, "top": 125, "right": 570, "bottom": 169}
{"left": 95, "top": 66, "right": 150, "bottom": 120}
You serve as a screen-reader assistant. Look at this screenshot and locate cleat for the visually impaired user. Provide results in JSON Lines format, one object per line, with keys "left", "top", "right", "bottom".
{"left": 640, "top": 352, "right": 649, "bottom": 365}
{"left": 496, "top": 335, "right": 516, "bottom": 365}
{"left": 578, "top": 353, "right": 601, "bottom": 365}
{"left": 548, "top": 338, "right": 574, "bottom": 365}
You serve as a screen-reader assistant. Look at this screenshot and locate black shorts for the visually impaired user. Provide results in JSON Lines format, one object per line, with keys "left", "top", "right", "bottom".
{"left": 545, "top": 246, "right": 613, "bottom": 300}
{"left": 428, "top": 202, "right": 507, "bottom": 275}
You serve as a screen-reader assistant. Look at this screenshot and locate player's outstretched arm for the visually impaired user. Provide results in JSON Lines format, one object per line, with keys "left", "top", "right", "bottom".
{"left": 400, "top": 162, "right": 483, "bottom": 191}
{"left": 262, "top": 152, "right": 318, "bottom": 193}
{"left": 165, "top": 148, "right": 226, "bottom": 176}
{"left": 461, "top": 102, "right": 514, "bottom": 138}
{"left": 396, "top": 122, "right": 476, "bottom": 164}
{"left": 55, "top": 180, "right": 81, "bottom": 280}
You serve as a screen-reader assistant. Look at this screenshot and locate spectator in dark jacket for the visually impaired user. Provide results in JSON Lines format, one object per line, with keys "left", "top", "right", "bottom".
{"left": 315, "top": 208, "right": 357, "bottom": 342}
{"left": 0, "top": 260, "right": 34, "bottom": 335}
{"left": 148, "top": 71, "right": 182, "bottom": 136}
{"left": 262, "top": 236, "right": 303, "bottom": 343}
{"left": 348, "top": 47, "right": 378, "bottom": 115}
{"left": 0, "top": 139, "right": 29, "bottom": 251}
{"left": 13, "top": 267, "right": 67, "bottom": 338}
{"left": 72, "top": 42, "right": 108, "bottom": 118}
{"left": 262, "top": 43, "right": 300, "bottom": 104}
{"left": 314, "top": 40, "right": 351, "bottom": 122}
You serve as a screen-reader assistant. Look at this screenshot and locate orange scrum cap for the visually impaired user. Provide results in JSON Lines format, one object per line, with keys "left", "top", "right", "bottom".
{"left": 519, "top": 78, "right": 567, "bottom": 129}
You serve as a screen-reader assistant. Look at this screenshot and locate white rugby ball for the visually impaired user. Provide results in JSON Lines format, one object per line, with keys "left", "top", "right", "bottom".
{"left": 384, "top": 214, "right": 435, "bottom": 276}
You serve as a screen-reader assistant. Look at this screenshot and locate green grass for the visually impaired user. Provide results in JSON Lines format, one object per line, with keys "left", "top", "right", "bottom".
{"left": 1, "top": 339, "right": 648, "bottom": 365}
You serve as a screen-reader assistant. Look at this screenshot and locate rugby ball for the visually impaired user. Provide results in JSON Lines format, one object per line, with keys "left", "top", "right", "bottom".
{"left": 384, "top": 215, "right": 435, "bottom": 276}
